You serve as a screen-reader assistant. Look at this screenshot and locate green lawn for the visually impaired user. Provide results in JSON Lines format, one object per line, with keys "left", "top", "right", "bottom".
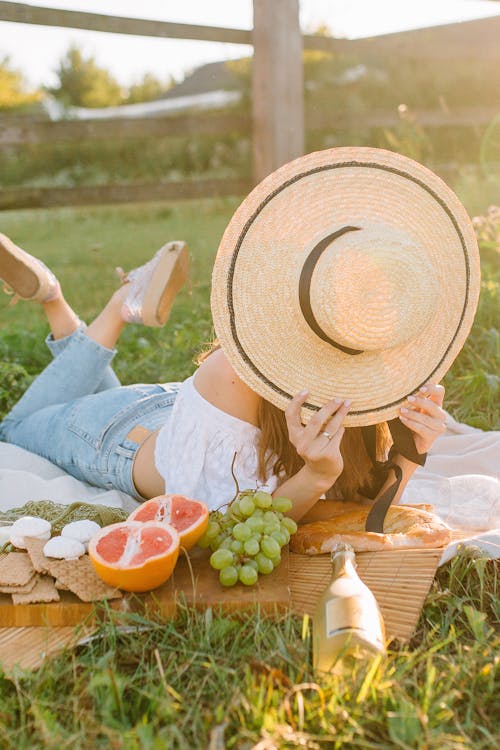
{"left": 0, "top": 197, "right": 498, "bottom": 749}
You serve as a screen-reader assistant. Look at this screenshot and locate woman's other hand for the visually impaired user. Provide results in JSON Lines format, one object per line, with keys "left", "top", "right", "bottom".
{"left": 285, "top": 391, "right": 351, "bottom": 489}
{"left": 399, "top": 382, "right": 446, "bottom": 455}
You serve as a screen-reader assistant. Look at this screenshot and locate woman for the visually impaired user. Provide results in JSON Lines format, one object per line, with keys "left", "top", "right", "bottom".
{"left": 0, "top": 148, "right": 479, "bottom": 525}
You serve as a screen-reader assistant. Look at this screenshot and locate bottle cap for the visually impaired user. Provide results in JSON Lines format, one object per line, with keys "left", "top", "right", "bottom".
{"left": 330, "top": 542, "right": 355, "bottom": 561}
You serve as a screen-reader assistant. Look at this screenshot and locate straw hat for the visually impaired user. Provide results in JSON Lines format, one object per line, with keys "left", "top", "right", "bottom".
{"left": 211, "top": 147, "right": 481, "bottom": 426}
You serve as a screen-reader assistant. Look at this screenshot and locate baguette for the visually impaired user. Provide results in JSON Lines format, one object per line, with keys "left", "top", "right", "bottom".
{"left": 290, "top": 505, "right": 452, "bottom": 554}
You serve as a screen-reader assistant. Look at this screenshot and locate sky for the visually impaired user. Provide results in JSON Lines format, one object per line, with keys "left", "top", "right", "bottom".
{"left": 1, "top": 0, "right": 500, "bottom": 89}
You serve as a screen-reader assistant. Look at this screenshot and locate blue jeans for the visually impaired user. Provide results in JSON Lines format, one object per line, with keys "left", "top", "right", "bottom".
{"left": 0, "top": 327, "right": 179, "bottom": 499}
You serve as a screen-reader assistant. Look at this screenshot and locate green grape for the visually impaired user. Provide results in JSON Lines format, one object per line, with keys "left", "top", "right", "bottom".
{"left": 239, "top": 495, "right": 256, "bottom": 517}
{"left": 269, "top": 553, "right": 281, "bottom": 567}
{"left": 233, "top": 522, "right": 251, "bottom": 542}
{"left": 197, "top": 533, "right": 211, "bottom": 549}
{"left": 271, "top": 496, "right": 293, "bottom": 513}
{"left": 263, "top": 511, "right": 279, "bottom": 525}
{"left": 264, "top": 521, "right": 280, "bottom": 535}
{"left": 270, "top": 529, "right": 288, "bottom": 547}
{"left": 219, "top": 537, "right": 233, "bottom": 550}
{"left": 252, "top": 508, "right": 264, "bottom": 519}
{"left": 244, "top": 538, "right": 260, "bottom": 556}
{"left": 254, "top": 491, "right": 273, "bottom": 509}
{"left": 279, "top": 527, "right": 291, "bottom": 544}
{"left": 210, "top": 548, "right": 234, "bottom": 570}
{"left": 205, "top": 521, "right": 221, "bottom": 540}
{"left": 246, "top": 559, "right": 259, "bottom": 571}
{"left": 219, "top": 566, "right": 239, "bottom": 587}
{"left": 239, "top": 565, "right": 258, "bottom": 586}
{"left": 281, "top": 517, "right": 298, "bottom": 535}
{"left": 245, "top": 516, "right": 265, "bottom": 534}
{"left": 260, "top": 536, "right": 281, "bottom": 559}
{"left": 255, "top": 552, "right": 274, "bottom": 575}
{"left": 230, "top": 539, "right": 244, "bottom": 554}
{"left": 229, "top": 498, "right": 242, "bottom": 515}
{"left": 209, "top": 536, "right": 223, "bottom": 551}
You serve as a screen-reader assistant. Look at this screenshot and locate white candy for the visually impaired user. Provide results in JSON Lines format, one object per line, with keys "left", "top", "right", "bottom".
{"left": 43, "top": 536, "right": 86, "bottom": 560}
{"left": 10, "top": 516, "right": 52, "bottom": 549}
{"left": 61, "top": 520, "right": 101, "bottom": 550}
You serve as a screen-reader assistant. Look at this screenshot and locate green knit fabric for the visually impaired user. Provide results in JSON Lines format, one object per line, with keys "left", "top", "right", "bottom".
{"left": 0, "top": 500, "right": 128, "bottom": 534}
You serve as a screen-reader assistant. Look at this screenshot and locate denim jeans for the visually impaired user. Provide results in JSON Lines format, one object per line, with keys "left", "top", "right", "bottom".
{"left": 0, "top": 327, "right": 179, "bottom": 499}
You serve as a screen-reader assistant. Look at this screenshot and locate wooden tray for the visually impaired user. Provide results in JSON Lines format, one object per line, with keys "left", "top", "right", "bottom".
{"left": 0, "top": 626, "right": 92, "bottom": 671}
{"left": 0, "top": 545, "right": 447, "bottom": 670}
{"left": 0, "top": 546, "right": 291, "bottom": 628}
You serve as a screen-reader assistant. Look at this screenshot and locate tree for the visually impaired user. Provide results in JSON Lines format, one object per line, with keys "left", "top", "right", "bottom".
{"left": 49, "top": 45, "right": 123, "bottom": 108}
{"left": 125, "top": 73, "right": 174, "bottom": 104}
{"left": 0, "top": 56, "right": 42, "bottom": 110}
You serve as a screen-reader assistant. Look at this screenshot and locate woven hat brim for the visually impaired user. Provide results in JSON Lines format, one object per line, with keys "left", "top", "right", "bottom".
{"left": 211, "top": 147, "right": 480, "bottom": 426}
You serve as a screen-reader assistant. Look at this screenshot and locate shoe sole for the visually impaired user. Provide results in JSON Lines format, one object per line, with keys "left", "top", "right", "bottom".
{"left": 0, "top": 233, "right": 41, "bottom": 299}
{"left": 141, "top": 241, "right": 190, "bottom": 327}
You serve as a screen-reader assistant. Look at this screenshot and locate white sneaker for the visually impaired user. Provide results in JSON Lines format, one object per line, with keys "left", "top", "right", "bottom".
{"left": 119, "top": 241, "right": 189, "bottom": 327}
{"left": 0, "top": 233, "right": 61, "bottom": 304}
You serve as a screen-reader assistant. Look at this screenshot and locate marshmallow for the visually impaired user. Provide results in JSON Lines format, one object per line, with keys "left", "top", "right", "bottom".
{"left": 43, "top": 536, "right": 86, "bottom": 560}
{"left": 10, "top": 516, "right": 52, "bottom": 549}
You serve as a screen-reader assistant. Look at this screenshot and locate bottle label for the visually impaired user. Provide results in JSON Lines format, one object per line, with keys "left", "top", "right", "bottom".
{"left": 325, "top": 596, "right": 382, "bottom": 638}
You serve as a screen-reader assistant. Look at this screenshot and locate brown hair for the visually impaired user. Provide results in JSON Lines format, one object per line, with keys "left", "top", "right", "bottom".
{"left": 196, "top": 341, "right": 391, "bottom": 500}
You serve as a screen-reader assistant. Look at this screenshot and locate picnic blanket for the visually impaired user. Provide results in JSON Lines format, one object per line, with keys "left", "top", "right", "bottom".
{"left": 0, "top": 412, "right": 498, "bottom": 565}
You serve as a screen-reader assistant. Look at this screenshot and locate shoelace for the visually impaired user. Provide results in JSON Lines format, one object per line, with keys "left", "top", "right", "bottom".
{"left": 115, "top": 266, "right": 128, "bottom": 284}
{"left": 2, "top": 282, "right": 19, "bottom": 306}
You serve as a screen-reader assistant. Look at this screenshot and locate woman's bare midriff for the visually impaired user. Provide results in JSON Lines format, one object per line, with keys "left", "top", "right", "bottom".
{"left": 132, "top": 352, "right": 259, "bottom": 501}
{"left": 132, "top": 429, "right": 165, "bottom": 499}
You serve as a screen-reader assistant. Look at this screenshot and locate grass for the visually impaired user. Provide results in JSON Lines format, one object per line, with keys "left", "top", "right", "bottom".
{"left": 0, "top": 195, "right": 498, "bottom": 749}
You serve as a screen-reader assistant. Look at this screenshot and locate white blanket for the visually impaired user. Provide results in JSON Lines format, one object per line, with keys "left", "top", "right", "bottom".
{"left": 399, "top": 412, "right": 499, "bottom": 563}
{"left": 0, "top": 412, "right": 498, "bottom": 565}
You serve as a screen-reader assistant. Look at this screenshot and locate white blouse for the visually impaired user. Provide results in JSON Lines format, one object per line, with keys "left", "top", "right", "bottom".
{"left": 154, "top": 375, "right": 280, "bottom": 510}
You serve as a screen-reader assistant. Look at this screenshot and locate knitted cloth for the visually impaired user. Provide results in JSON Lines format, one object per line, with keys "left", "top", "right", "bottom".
{"left": 0, "top": 500, "right": 128, "bottom": 534}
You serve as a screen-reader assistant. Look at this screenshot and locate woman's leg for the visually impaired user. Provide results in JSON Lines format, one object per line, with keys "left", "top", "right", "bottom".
{"left": 43, "top": 292, "right": 123, "bottom": 392}
{"left": 0, "top": 284, "right": 135, "bottom": 428}
{"left": 41, "top": 293, "right": 81, "bottom": 341}
{"left": 40, "top": 280, "right": 128, "bottom": 350}
{"left": 1, "top": 233, "right": 122, "bottom": 391}
{"left": 46, "top": 325, "right": 121, "bottom": 392}
{"left": 1, "top": 236, "right": 189, "bottom": 424}
{"left": 0, "top": 329, "right": 117, "bottom": 428}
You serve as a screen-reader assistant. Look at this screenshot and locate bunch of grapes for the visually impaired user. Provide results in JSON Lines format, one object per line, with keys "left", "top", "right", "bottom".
{"left": 198, "top": 489, "right": 298, "bottom": 587}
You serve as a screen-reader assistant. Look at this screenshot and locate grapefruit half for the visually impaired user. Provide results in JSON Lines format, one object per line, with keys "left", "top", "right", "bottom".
{"left": 88, "top": 520, "right": 179, "bottom": 592}
{"left": 128, "top": 494, "right": 209, "bottom": 550}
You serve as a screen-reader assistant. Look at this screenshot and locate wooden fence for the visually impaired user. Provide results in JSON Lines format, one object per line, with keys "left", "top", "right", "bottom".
{"left": 0, "top": 1, "right": 497, "bottom": 212}
{"left": 1, "top": 107, "right": 495, "bottom": 212}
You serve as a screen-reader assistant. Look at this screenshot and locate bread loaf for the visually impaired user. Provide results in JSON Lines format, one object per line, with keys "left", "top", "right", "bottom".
{"left": 290, "top": 505, "right": 452, "bottom": 554}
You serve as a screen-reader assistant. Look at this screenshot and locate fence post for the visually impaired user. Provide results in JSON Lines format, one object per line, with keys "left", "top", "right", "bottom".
{"left": 252, "top": 0, "right": 304, "bottom": 184}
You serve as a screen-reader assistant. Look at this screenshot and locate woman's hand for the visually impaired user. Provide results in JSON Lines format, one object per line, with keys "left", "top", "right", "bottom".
{"left": 399, "top": 382, "right": 446, "bottom": 455}
{"left": 285, "top": 391, "right": 351, "bottom": 489}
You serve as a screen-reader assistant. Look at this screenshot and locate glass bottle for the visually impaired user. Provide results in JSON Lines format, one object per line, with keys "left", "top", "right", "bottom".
{"left": 312, "top": 542, "right": 386, "bottom": 672}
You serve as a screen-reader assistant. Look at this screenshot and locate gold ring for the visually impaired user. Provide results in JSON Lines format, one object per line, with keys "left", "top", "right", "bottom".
{"left": 321, "top": 431, "right": 333, "bottom": 440}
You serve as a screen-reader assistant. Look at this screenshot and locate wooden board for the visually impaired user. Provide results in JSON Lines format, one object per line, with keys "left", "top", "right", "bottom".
{"left": 0, "top": 626, "right": 94, "bottom": 672}
{"left": 289, "top": 548, "right": 443, "bottom": 642}
{"left": 0, "top": 545, "right": 448, "bottom": 669}
{"left": 0, "top": 547, "right": 291, "bottom": 628}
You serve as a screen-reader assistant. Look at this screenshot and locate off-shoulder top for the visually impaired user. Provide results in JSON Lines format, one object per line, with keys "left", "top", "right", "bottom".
{"left": 154, "top": 375, "right": 280, "bottom": 510}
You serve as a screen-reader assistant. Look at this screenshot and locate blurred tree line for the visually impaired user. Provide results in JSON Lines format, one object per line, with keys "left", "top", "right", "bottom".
{"left": 0, "top": 42, "right": 498, "bottom": 195}
{"left": 0, "top": 55, "right": 42, "bottom": 109}
{"left": 0, "top": 44, "right": 174, "bottom": 111}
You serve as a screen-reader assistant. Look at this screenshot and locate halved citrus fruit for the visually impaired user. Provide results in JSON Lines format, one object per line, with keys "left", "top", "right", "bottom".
{"left": 88, "top": 520, "right": 179, "bottom": 592}
{"left": 128, "top": 494, "right": 209, "bottom": 550}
